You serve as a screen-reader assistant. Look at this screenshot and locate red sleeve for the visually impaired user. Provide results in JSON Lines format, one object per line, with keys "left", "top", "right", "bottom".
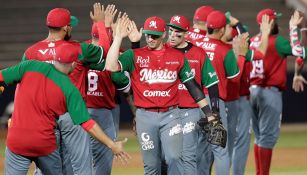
{"left": 229, "top": 56, "right": 246, "bottom": 83}
{"left": 296, "top": 57, "right": 304, "bottom": 66}
{"left": 253, "top": 50, "right": 264, "bottom": 60}
{"left": 96, "top": 21, "right": 110, "bottom": 57}
{"left": 81, "top": 119, "right": 96, "bottom": 132}
{"left": 0, "top": 72, "right": 3, "bottom": 82}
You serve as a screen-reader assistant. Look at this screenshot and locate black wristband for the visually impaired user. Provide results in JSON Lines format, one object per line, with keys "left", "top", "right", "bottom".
{"left": 201, "top": 105, "right": 212, "bottom": 117}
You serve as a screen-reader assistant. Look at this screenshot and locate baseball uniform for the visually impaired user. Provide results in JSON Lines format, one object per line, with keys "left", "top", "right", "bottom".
{"left": 1, "top": 60, "right": 92, "bottom": 175}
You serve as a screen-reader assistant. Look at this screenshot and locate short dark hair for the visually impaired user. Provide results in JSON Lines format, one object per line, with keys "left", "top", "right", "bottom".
{"left": 47, "top": 26, "right": 62, "bottom": 32}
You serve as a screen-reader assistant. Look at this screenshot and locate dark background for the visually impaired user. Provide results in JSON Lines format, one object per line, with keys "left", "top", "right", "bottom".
{"left": 0, "top": 0, "right": 306, "bottom": 124}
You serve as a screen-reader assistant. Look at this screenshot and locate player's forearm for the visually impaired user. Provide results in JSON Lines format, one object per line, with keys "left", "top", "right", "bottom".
{"left": 257, "top": 33, "right": 269, "bottom": 55}
{"left": 86, "top": 123, "right": 116, "bottom": 149}
{"left": 96, "top": 21, "right": 111, "bottom": 54}
{"left": 295, "top": 58, "right": 304, "bottom": 76}
{"left": 208, "top": 84, "right": 219, "bottom": 112}
{"left": 290, "top": 25, "right": 305, "bottom": 58}
{"left": 105, "top": 36, "right": 123, "bottom": 72}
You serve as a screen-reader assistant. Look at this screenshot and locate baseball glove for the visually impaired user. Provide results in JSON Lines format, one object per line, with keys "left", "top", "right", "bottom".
{"left": 198, "top": 112, "right": 227, "bottom": 148}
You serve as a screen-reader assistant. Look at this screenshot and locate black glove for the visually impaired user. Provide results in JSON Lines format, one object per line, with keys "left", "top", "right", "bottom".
{"left": 197, "top": 112, "right": 227, "bottom": 148}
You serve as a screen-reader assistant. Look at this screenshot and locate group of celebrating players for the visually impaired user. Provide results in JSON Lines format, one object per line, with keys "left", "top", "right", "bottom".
{"left": 0, "top": 2, "right": 306, "bottom": 175}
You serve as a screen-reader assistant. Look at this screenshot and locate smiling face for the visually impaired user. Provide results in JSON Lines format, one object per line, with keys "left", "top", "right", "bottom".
{"left": 145, "top": 33, "right": 165, "bottom": 50}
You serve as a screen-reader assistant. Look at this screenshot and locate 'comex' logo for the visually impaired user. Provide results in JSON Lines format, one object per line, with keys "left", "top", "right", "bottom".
{"left": 149, "top": 21, "right": 157, "bottom": 28}
{"left": 140, "top": 132, "right": 154, "bottom": 150}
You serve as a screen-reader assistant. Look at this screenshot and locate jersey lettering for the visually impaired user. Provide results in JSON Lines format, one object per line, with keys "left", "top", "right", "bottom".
{"left": 250, "top": 60, "right": 264, "bottom": 79}
{"left": 139, "top": 68, "right": 177, "bottom": 84}
{"left": 206, "top": 51, "right": 215, "bottom": 61}
{"left": 88, "top": 72, "right": 99, "bottom": 91}
{"left": 143, "top": 90, "right": 171, "bottom": 97}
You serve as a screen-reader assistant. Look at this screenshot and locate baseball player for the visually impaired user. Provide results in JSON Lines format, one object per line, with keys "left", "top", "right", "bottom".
{"left": 105, "top": 16, "right": 226, "bottom": 175}
{"left": 199, "top": 10, "right": 259, "bottom": 175}
{"left": 231, "top": 15, "right": 273, "bottom": 175}
{"left": 1, "top": 44, "right": 130, "bottom": 175}
{"left": 166, "top": 15, "right": 219, "bottom": 175}
{"left": 249, "top": 9, "right": 307, "bottom": 175}
{"left": 24, "top": 5, "right": 110, "bottom": 175}
{"left": 86, "top": 9, "right": 131, "bottom": 174}
{"left": 186, "top": 6, "right": 215, "bottom": 47}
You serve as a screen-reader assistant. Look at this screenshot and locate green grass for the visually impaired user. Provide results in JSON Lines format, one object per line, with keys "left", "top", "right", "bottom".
{"left": 0, "top": 123, "right": 306, "bottom": 175}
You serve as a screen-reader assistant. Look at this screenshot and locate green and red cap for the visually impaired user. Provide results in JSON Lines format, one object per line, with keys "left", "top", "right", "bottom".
{"left": 46, "top": 8, "right": 78, "bottom": 27}
{"left": 55, "top": 44, "right": 79, "bottom": 63}
{"left": 207, "top": 10, "right": 227, "bottom": 29}
{"left": 193, "top": 6, "right": 215, "bottom": 22}
{"left": 257, "top": 8, "right": 282, "bottom": 24}
{"left": 167, "top": 15, "right": 190, "bottom": 31}
{"left": 143, "top": 16, "right": 166, "bottom": 36}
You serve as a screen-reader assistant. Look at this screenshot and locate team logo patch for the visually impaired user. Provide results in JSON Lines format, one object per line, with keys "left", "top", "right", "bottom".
{"left": 173, "top": 16, "right": 181, "bottom": 23}
{"left": 140, "top": 132, "right": 154, "bottom": 150}
{"left": 140, "top": 68, "right": 177, "bottom": 84}
{"left": 169, "top": 124, "right": 182, "bottom": 136}
{"left": 149, "top": 21, "right": 158, "bottom": 29}
{"left": 182, "top": 121, "right": 196, "bottom": 134}
{"left": 136, "top": 56, "right": 150, "bottom": 68}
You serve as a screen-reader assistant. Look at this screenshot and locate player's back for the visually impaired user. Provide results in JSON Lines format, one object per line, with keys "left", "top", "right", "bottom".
{"left": 6, "top": 61, "right": 80, "bottom": 157}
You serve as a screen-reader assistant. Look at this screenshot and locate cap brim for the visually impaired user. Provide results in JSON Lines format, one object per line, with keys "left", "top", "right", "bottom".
{"left": 143, "top": 30, "right": 164, "bottom": 36}
{"left": 70, "top": 16, "right": 78, "bottom": 27}
{"left": 167, "top": 24, "right": 187, "bottom": 31}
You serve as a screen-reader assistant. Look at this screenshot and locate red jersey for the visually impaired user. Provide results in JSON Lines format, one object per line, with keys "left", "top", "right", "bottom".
{"left": 186, "top": 28, "right": 207, "bottom": 47}
{"left": 177, "top": 44, "right": 218, "bottom": 108}
{"left": 86, "top": 70, "right": 116, "bottom": 109}
{"left": 1, "top": 61, "right": 91, "bottom": 157}
{"left": 118, "top": 45, "right": 194, "bottom": 108}
{"left": 23, "top": 39, "right": 104, "bottom": 98}
{"left": 201, "top": 37, "right": 240, "bottom": 101}
{"left": 250, "top": 35, "right": 293, "bottom": 91}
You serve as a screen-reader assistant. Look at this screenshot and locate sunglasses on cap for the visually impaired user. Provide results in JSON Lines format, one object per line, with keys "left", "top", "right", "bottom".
{"left": 145, "top": 34, "right": 162, "bottom": 40}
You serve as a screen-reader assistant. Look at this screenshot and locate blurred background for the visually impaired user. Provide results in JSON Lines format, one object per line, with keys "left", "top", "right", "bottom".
{"left": 0, "top": 0, "right": 307, "bottom": 128}
{"left": 1, "top": 0, "right": 307, "bottom": 174}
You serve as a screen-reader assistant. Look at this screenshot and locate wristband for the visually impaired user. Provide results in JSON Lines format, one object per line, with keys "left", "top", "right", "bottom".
{"left": 201, "top": 105, "right": 212, "bottom": 117}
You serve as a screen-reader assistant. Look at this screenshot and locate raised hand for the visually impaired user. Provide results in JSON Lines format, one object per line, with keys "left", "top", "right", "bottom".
{"left": 290, "top": 10, "right": 303, "bottom": 27}
{"left": 115, "top": 13, "right": 131, "bottom": 39}
{"left": 90, "top": 2, "right": 105, "bottom": 23}
{"left": 128, "top": 21, "right": 143, "bottom": 42}
{"left": 260, "top": 15, "right": 273, "bottom": 36}
{"left": 111, "top": 138, "right": 132, "bottom": 164}
{"left": 232, "top": 33, "right": 249, "bottom": 57}
{"left": 104, "top": 4, "right": 117, "bottom": 27}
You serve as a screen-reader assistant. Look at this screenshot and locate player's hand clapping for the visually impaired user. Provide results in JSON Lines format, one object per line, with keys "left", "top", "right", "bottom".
{"left": 104, "top": 4, "right": 117, "bottom": 27}
{"left": 115, "top": 14, "right": 131, "bottom": 39}
{"left": 90, "top": 2, "right": 105, "bottom": 23}
{"left": 260, "top": 15, "right": 273, "bottom": 36}
{"left": 127, "top": 21, "right": 143, "bottom": 42}
{"left": 111, "top": 138, "right": 132, "bottom": 164}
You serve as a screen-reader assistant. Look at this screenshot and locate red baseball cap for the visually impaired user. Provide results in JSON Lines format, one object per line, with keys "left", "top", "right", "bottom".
{"left": 55, "top": 44, "right": 79, "bottom": 63}
{"left": 207, "top": 10, "right": 227, "bottom": 29}
{"left": 167, "top": 15, "right": 190, "bottom": 31}
{"left": 91, "top": 23, "right": 99, "bottom": 38}
{"left": 46, "top": 8, "right": 78, "bottom": 27}
{"left": 143, "top": 16, "right": 166, "bottom": 36}
{"left": 193, "top": 6, "right": 215, "bottom": 22}
{"left": 257, "top": 8, "right": 282, "bottom": 24}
